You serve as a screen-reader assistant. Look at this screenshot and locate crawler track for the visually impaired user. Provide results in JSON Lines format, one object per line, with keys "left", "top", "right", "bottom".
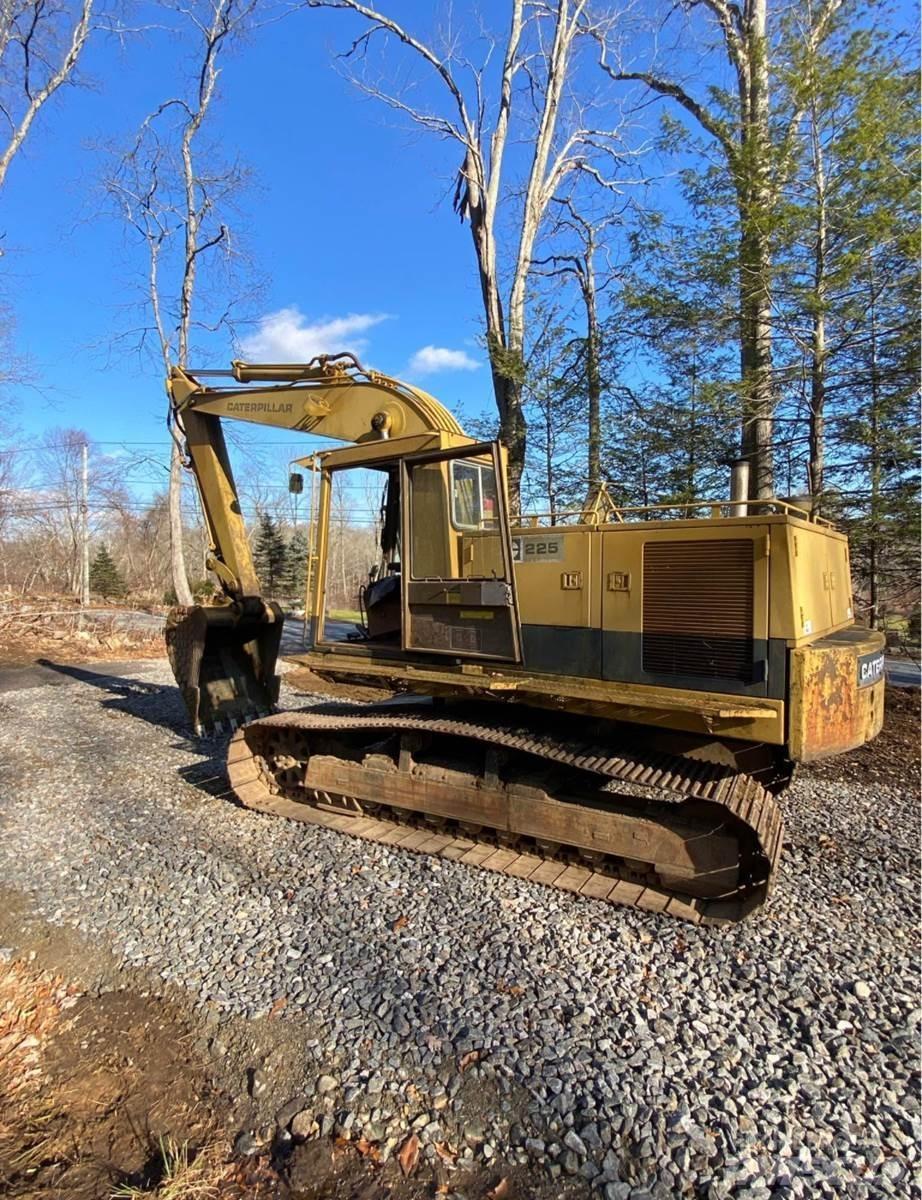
{"left": 226, "top": 703, "right": 785, "bottom": 925}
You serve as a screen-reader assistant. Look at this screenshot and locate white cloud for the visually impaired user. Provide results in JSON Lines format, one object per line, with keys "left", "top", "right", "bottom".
{"left": 408, "top": 345, "right": 481, "bottom": 375}
{"left": 240, "top": 307, "right": 388, "bottom": 361}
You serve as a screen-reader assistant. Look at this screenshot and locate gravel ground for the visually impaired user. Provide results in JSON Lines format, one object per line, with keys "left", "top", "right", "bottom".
{"left": 0, "top": 660, "right": 918, "bottom": 1200}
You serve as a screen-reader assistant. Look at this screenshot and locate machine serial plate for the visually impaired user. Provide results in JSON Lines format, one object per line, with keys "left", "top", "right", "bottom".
{"left": 857, "top": 650, "right": 885, "bottom": 688}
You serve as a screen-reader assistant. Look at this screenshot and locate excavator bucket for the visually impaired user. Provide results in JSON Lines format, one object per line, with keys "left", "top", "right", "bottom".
{"left": 165, "top": 602, "right": 284, "bottom": 735}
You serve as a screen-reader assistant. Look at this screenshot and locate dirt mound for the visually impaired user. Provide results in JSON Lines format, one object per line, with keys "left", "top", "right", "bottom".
{"left": 0, "top": 957, "right": 243, "bottom": 1198}
{"left": 0, "top": 607, "right": 164, "bottom": 668}
{"left": 0, "top": 950, "right": 537, "bottom": 1200}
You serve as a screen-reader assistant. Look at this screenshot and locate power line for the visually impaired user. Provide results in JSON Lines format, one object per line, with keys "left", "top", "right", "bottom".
{"left": 0, "top": 437, "right": 335, "bottom": 458}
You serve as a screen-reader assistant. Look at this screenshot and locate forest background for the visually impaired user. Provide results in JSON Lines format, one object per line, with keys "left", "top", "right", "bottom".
{"left": 0, "top": 0, "right": 917, "bottom": 630}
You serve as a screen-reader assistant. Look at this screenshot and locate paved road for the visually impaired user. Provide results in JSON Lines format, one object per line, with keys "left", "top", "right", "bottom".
{"left": 885, "top": 656, "right": 921, "bottom": 689}
{"left": 279, "top": 615, "right": 359, "bottom": 655}
{"left": 0, "top": 659, "right": 146, "bottom": 694}
{"left": 75, "top": 607, "right": 166, "bottom": 632}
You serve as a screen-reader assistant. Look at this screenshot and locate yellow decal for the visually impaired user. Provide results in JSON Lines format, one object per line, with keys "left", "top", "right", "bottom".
{"left": 460, "top": 610, "right": 494, "bottom": 620}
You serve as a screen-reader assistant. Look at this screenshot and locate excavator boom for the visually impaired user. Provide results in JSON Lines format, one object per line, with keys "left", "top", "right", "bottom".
{"left": 164, "top": 354, "right": 469, "bottom": 732}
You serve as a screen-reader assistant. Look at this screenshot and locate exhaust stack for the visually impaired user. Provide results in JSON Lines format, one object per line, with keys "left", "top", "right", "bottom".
{"left": 729, "top": 458, "right": 750, "bottom": 517}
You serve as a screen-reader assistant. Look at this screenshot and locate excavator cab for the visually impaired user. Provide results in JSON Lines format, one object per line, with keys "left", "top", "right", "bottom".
{"left": 400, "top": 442, "right": 521, "bottom": 661}
{"left": 312, "top": 440, "right": 522, "bottom": 665}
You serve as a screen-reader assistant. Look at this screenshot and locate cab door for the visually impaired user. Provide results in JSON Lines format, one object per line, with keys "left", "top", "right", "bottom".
{"left": 400, "top": 442, "right": 522, "bottom": 662}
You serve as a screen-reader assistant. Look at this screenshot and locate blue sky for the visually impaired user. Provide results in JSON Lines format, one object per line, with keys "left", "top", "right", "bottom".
{"left": 2, "top": 1, "right": 496, "bottom": 474}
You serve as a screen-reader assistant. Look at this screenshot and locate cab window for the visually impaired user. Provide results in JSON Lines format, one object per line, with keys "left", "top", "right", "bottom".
{"left": 451, "top": 460, "right": 497, "bottom": 530}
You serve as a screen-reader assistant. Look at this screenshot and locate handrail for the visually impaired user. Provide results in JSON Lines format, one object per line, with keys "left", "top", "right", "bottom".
{"left": 513, "top": 497, "right": 836, "bottom": 528}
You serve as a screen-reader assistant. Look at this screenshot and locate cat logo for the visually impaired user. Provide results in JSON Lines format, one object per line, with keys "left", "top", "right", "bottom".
{"left": 857, "top": 650, "right": 885, "bottom": 688}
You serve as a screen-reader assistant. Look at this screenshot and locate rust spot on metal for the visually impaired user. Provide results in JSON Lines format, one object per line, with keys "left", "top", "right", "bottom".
{"left": 791, "top": 631, "right": 885, "bottom": 762}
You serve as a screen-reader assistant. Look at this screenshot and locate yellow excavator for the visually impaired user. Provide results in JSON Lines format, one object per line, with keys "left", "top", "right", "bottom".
{"left": 164, "top": 353, "right": 885, "bottom": 924}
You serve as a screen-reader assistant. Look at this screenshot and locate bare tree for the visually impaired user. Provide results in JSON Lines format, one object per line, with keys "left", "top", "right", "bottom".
{"left": 0, "top": 433, "right": 25, "bottom": 569}
{"left": 592, "top": 0, "right": 842, "bottom": 499}
{"left": 309, "top": 0, "right": 625, "bottom": 510}
{"left": 0, "top": 0, "right": 99, "bottom": 190}
{"left": 105, "top": 0, "right": 261, "bottom": 606}
{"left": 34, "top": 429, "right": 87, "bottom": 593}
{"left": 534, "top": 198, "right": 622, "bottom": 502}
{"left": 4, "top": 429, "right": 122, "bottom": 594}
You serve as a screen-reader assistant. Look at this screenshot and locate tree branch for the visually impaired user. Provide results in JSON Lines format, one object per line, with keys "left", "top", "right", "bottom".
{"left": 0, "top": 0, "right": 95, "bottom": 190}
{"left": 589, "top": 27, "right": 737, "bottom": 162}
{"left": 308, "top": 0, "right": 476, "bottom": 145}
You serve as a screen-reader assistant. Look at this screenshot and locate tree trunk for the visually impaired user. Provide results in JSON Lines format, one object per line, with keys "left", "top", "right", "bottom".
{"left": 169, "top": 440, "right": 193, "bottom": 605}
{"left": 808, "top": 93, "right": 827, "bottom": 510}
{"left": 867, "top": 264, "right": 881, "bottom": 630}
{"left": 809, "top": 291, "right": 827, "bottom": 508}
{"left": 737, "top": 0, "right": 775, "bottom": 500}
{"left": 545, "top": 400, "right": 556, "bottom": 525}
{"left": 687, "top": 361, "right": 697, "bottom": 497}
{"left": 584, "top": 268, "right": 602, "bottom": 498}
{"left": 498, "top": 376, "right": 527, "bottom": 515}
{"left": 462, "top": 163, "right": 526, "bottom": 513}
{"left": 738, "top": 222, "right": 775, "bottom": 499}
{"left": 479, "top": 227, "right": 525, "bottom": 515}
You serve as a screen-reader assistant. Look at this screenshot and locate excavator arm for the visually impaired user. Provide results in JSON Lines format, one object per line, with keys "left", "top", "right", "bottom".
{"left": 164, "top": 353, "right": 467, "bottom": 732}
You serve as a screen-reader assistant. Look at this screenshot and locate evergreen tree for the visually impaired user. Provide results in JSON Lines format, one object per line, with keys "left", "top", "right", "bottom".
{"left": 286, "top": 528, "right": 310, "bottom": 602}
{"left": 606, "top": 252, "right": 740, "bottom": 509}
{"left": 774, "top": 12, "right": 919, "bottom": 624}
{"left": 89, "top": 545, "right": 127, "bottom": 600}
{"left": 253, "top": 512, "right": 288, "bottom": 594}
{"left": 601, "top": 2, "right": 917, "bottom": 622}
{"left": 599, "top": 0, "right": 851, "bottom": 499}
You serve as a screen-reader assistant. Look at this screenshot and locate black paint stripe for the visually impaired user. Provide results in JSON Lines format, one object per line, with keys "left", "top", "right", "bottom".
{"left": 521, "top": 624, "right": 786, "bottom": 700}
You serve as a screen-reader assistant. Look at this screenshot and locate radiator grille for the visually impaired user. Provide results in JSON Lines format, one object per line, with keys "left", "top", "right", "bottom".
{"left": 643, "top": 539, "right": 755, "bottom": 681}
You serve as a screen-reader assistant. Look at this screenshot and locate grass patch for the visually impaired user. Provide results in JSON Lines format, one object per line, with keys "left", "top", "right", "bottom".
{"left": 111, "top": 1136, "right": 226, "bottom": 1199}
{"left": 881, "top": 615, "right": 909, "bottom": 632}
{"left": 327, "top": 608, "right": 362, "bottom": 623}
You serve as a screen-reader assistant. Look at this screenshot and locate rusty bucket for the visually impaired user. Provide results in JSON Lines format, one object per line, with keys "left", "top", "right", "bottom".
{"left": 165, "top": 601, "right": 284, "bottom": 734}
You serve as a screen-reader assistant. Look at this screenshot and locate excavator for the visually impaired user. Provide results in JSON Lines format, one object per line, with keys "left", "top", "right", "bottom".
{"left": 164, "top": 353, "right": 885, "bottom": 924}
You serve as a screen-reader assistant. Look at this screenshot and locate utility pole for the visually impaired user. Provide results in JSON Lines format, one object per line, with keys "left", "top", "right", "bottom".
{"left": 80, "top": 442, "right": 90, "bottom": 606}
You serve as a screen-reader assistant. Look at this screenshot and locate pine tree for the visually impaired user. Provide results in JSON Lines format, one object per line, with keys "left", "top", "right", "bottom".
{"left": 774, "top": 13, "right": 919, "bottom": 624}
{"left": 253, "top": 512, "right": 288, "bottom": 595}
{"left": 89, "top": 545, "right": 127, "bottom": 600}
{"left": 286, "top": 528, "right": 309, "bottom": 602}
